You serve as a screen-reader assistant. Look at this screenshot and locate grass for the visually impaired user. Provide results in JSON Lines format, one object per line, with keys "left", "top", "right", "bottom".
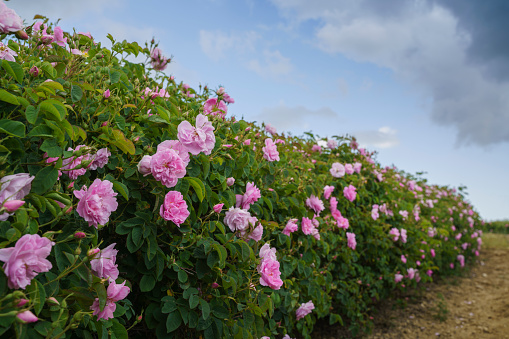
{"left": 482, "top": 233, "right": 509, "bottom": 249}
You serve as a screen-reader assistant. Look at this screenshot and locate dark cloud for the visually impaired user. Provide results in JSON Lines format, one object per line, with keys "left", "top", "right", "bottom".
{"left": 434, "top": 0, "right": 509, "bottom": 82}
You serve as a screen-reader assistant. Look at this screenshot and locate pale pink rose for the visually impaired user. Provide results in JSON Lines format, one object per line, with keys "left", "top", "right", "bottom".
{"left": 394, "top": 274, "right": 403, "bottom": 283}
{"left": 51, "top": 26, "right": 67, "bottom": 47}
{"left": 282, "top": 219, "right": 298, "bottom": 236}
{"left": 353, "top": 162, "right": 362, "bottom": 173}
{"left": 224, "top": 207, "right": 251, "bottom": 232}
{"left": 137, "top": 155, "right": 152, "bottom": 176}
{"left": 226, "top": 177, "right": 235, "bottom": 186}
{"left": 399, "top": 210, "right": 409, "bottom": 220}
{"left": 236, "top": 182, "right": 261, "bottom": 210}
{"left": 305, "top": 195, "right": 324, "bottom": 215}
{"left": 248, "top": 224, "right": 263, "bottom": 242}
{"left": 431, "top": 248, "right": 436, "bottom": 257}
{"left": 389, "top": 228, "right": 400, "bottom": 241}
{"left": 213, "top": 203, "right": 224, "bottom": 213}
{"left": 400, "top": 229, "right": 407, "bottom": 243}
{"left": 350, "top": 140, "right": 358, "bottom": 149}
{"left": 0, "top": 2, "right": 23, "bottom": 33}
{"left": 371, "top": 205, "right": 379, "bottom": 220}
{"left": 177, "top": 114, "right": 216, "bottom": 155}
{"left": 327, "top": 139, "right": 338, "bottom": 149}
{"left": 346, "top": 232, "right": 356, "bottom": 250}
{"left": 16, "top": 310, "right": 38, "bottom": 323}
{"left": 156, "top": 140, "right": 190, "bottom": 166}
{"left": 344, "top": 163, "right": 354, "bottom": 175}
{"left": 203, "top": 98, "right": 228, "bottom": 118}
{"left": 243, "top": 139, "right": 251, "bottom": 146}
{"left": 0, "top": 234, "right": 54, "bottom": 289}
{"left": 265, "top": 123, "right": 277, "bottom": 135}
{"left": 90, "top": 281, "right": 130, "bottom": 320}
{"left": 0, "top": 173, "right": 34, "bottom": 220}
{"left": 223, "top": 93, "right": 234, "bottom": 104}
{"left": 88, "top": 148, "right": 110, "bottom": 170}
{"left": 150, "top": 47, "right": 169, "bottom": 71}
{"left": 262, "top": 138, "right": 280, "bottom": 162}
{"left": 301, "top": 217, "right": 316, "bottom": 235}
{"left": 408, "top": 180, "right": 416, "bottom": 191}
{"left": 90, "top": 243, "right": 119, "bottom": 282}
{"left": 330, "top": 197, "right": 338, "bottom": 212}
{"left": 296, "top": 301, "right": 315, "bottom": 320}
{"left": 407, "top": 268, "right": 416, "bottom": 280}
{"left": 311, "top": 144, "right": 322, "bottom": 153}
{"left": 343, "top": 185, "right": 357, "bottom": 202}
{"left": 103, "top": 89, "right": 110, "bottom": 98}
{"left": 160, "top": 191, "right": 189, "bottom": 226}
{"left": 330, "top": 163, "right": 345, "bottom": 178}
{"left": 259, "top": 243, "right": 277, "bottom": 261}
{"left": 282, "top": 335, "right": 295, "bottom": 339}
{"left": 150, "top": 149, "right": 186, "bottom": 188}
{"left": 401, "top": 255, "right": 407, "bottom": 263}
{"left": 323, "top": 185, "right": 334, "bottom": 200}
{"left": 74, "top": 179, "right": 118, "bottom": 227}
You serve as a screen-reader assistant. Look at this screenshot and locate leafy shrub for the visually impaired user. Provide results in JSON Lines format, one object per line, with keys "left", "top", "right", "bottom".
{"left": 0, "top": 7, "right": 484, "bottom": 339}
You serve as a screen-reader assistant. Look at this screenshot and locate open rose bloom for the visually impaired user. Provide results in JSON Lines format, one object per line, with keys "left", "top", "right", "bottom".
{"left": 74, "top": 179, "right": 118, "bottom": 227}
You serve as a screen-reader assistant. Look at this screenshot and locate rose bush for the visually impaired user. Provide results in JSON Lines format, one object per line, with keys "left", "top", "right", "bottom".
{"left": 0, "top": 5, "right": 485, "bottom": 339}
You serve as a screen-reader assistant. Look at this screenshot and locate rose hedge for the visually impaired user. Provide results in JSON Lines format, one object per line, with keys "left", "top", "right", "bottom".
{"left": 0, "top": 9, "right": 484, "bottom": 339}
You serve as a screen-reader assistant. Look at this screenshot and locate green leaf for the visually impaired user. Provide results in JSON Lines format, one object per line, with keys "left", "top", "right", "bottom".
{"left": 26, "top": 279, "right": 46, "bottom": 315}
{"left": 139, "top": 275, "right": 156, "bottom": 292}
{"left": 189, "top": 294, "right": 199, "bottom": 309}
{"left": 40, "top": 139, "right": 62, "bottom": 158}
{"left": 112, "top": 181, "right": 129, "bottom": 200}
{"left": 2, "top": 60, "right": 24, "bottom": 84}
{"left": 166, "top": 311, "right": 182, "bottom": 333}
{"left": 25, "top": 105, "right": 39, "bottom": 124}
{"left": 31, "top": 167, "right": 59, "bottom": 195}
{"left": 0, "top": 119, "right": 25, "bottom": 137}
{"left": 200, "top": 299, "right": 210, "bottom": 320}
{"left": 39, "top": 100, "right": 66, "bottom": 121}
{"left": 0, "top": 89, "right": 19, "bottom": 105}
{"left": 93, "top": 282, "right": 108, "bottom": 311}
{"left": 178, "top": 270, "right": 188, "bottom": 283}
{"left": 183, "top": 177, "right": 205, "bottom": 202}
{"left": 27, "top": 125, "right": 53, "bottom": 138}
{"left": 111, "top": 320, "right": 128, "bottom": 339}
{"left": 110, "top": 70, "right": 121, "bottom": 84}
{"left": 211, "top": 304, "right": 229, "bottom": 319}
{"left": 70, "top": 85, "right": 83, "bottom": 102}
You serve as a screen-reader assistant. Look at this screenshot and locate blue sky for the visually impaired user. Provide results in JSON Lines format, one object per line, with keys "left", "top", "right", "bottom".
{"left": 9, "top": 0, "right": 509, "bottom": 221}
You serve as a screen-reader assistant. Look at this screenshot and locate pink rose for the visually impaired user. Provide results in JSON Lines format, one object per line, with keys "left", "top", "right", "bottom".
{"left": 2, "top": 200, "right": 24, "bottom": 213}
{"left": 0, "top": 234, "right": 54, "bottom": 289}
{"left": 0, "top": 173, "right": 34, "bottom": 221}
{"left": 296, "top": 301, "right": 315, "bottom": 320}
{"left": 103, "top": 89, "right": 111, "bottom": 99}
{"left": 0, "top": 2, "right": 23, "bottom": 33}
{"left": 150, "top": 149, "right": 186, "bottom": 188}
{"left": 247, "top": 223, "right": 263, "bottom": 242}
{"left": 343, "top": 185, "right": 357, "bottom": 202}
{"left": 90, "top": 243, "right": 119, "bottom": 282}
{"left": 258, "top": 258, "right": 283, "bottom": 289}
{"left": 137, "top": 155, "right": 152, "bottom": 176}
{"left": 323, "top": 185, "right": 334, "bottom": 200}
{"left": 265, "top": 123, "right": 277, "bottom": 135}
{"left": 203, "top": 98, "right": 228, "bottom": 118}
{"left": 236, "top": 182, "right": 261, "bottom": 210}
{"left": 346, "top": 232, "right": 356, "bottom": 250}
{"left": 29, "top": 66, "right": 39, "bottom": 77}
{"left": 259, "top": 243, "right": 277, "bottom": 261}
{"left": 88, "top": 148, "right": 111, "bottom": 170}
{"left": 400, "top": 229, "right": 407, "bottom": 243}
{"left": 243, "top": 139, "right": 251, "bottom": 146}
{"left": 51, "top": 26, "right": 67, "bottom": 47}
{"left": 16, "top": 310, "right": 38, "bottom": 323}
{"left": 327, "top": 139, "right": 338, "bottom": 149}
{"left": 177, "top": 114, "right": 216, "bottom": 155}
{"left": 0, "top": 42, "right": 17, "bottom": 61}
{"left": 157, "top": 140, "right": 190, "bottom": 166}
{"left": 394, "top": 274, "right": 403, "bottom": 283}
{"left": 301, "top": 217, "right": 316, "bottom": 235}
{"left": 305, "top": 195, "right": 324, "bottom": 215}
{"left": 150, "top": 47, "right": 169, "bottom": 71}
{"left": 336, "top": 215, "right": 349, "bottom": 229}
{"left": 401, "top": 255, "right": 407, "bottom": 263}
{"left": 330, "top": 197, "right": 338, "bottom": 212}
{"left": 282, "top": 219, "right": 298, "bottom": 236}
{"left": 431, "top": 248, "right": 436, "bottom": 257}
{"left": 226, "top": 177, "right": 235, "bottom": 186}
{"left": 353, "top": 162, "right": 362, "bottom": 173}
{"left": 389, "top": 228, "right": 400, "bottom": 241}
{"left": 311, "top": 144, "right": 321, "bottom": 153}
{"left": 330, "top": 163, "right": 345, "bottom": 178}
{"left": 90, "top": 281, "right": 130, "bottom": 320}
{"left": 160, "top": 191, "right": 190, "bottom": 226}
{"left": 62, "top": 145, "right": 90, "bottom": 180}
{"left": 224, "top": 207, "right": 251, "bottom": 232}
{"left": 407, "top": 268, "right": 416, "bottom": 280}
{"left": 74, "top": 179, "right": 118, "bottom": 227}
{"left": 457, "top": 254, "right": 465, "bottom": 267}
{"left": 262, "top": 138, "right": 280, "bottom": 162}
{"left": 344, "top": 163, "right": 354, "bottom": 175}
{"left": 213, "top": 203, "right": 224, "bottom": 213}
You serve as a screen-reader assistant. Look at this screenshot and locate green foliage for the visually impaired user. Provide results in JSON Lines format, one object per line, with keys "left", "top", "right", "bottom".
{"left": 0, "top": 18, "right": 484, "bottom": 339}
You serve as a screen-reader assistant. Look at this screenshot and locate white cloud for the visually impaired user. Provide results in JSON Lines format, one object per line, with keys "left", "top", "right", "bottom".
{"left": 247, "top": 50, "right": 293, "bottom": 78}
{"left": 354, "top": 126, "right": 399, "bottom": 149}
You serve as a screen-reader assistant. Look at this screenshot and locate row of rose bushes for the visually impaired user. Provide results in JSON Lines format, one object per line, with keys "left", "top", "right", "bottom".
{"left": 0, "top": 5, "right": 484, "bottom": 339}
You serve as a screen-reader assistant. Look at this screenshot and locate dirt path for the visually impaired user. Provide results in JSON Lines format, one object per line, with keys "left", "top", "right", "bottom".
{"left": 366, "top": 233, "right": 509, "bottom": 339}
